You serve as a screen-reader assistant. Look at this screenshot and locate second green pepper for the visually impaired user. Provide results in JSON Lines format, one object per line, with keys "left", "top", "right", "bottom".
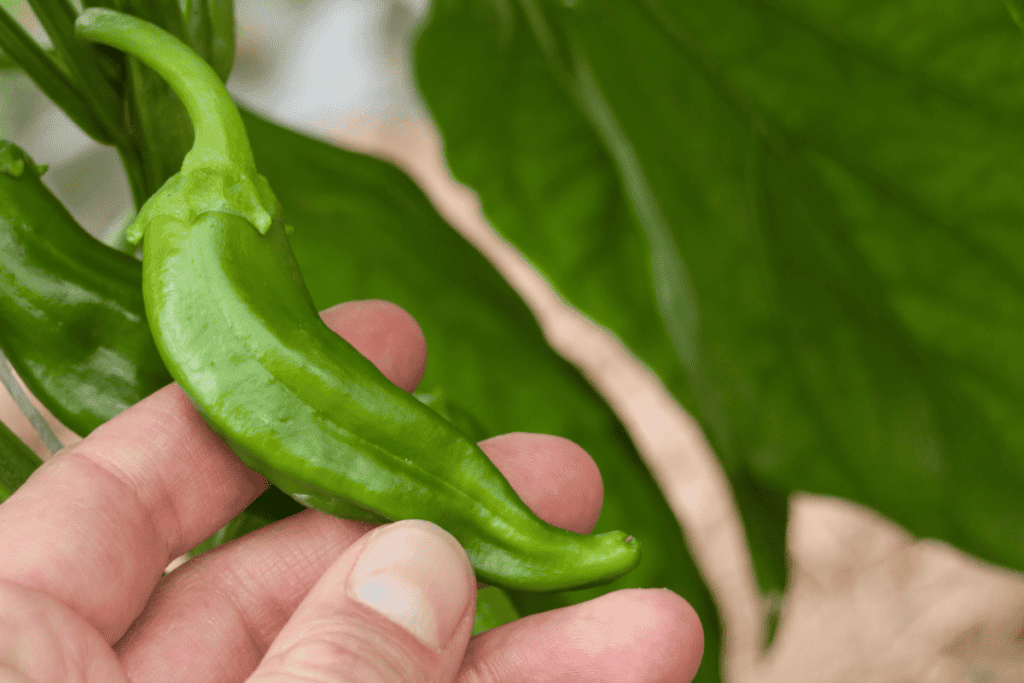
{"left": 0, "top": 141, "right": 171, "bottom": 437}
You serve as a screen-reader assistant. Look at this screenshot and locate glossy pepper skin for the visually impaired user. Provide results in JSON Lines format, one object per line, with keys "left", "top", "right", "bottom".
{"left": 0, "top": 141, "right": 172, "bottom": 437}
{"left": 77, "top": 8, "right": 641, "bottom": 592}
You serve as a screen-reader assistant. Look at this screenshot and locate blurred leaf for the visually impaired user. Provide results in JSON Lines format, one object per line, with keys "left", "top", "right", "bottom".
{"left": 0, "top": 7, "right": 110, "bottom": 141}
{"left": 124, "top": 0, "right": 189, "bottom": 44}
{"left": 414, "top": 0, "right": 1024, "bottom": 633}
{"left": 81, "top": 1, "right": 128, "bottom": 10}
{"left": 0, "top": 419, "right": 42, "bottom": 502}
{"left": 184, "top": 0, "right": 234, "bottom": 82}
{"left": 25, "top": 0, "right": 123, "bottom": 137}
{"left": 414, "top": 0, "right": 789, "bottom": 646}
{"left": 125, "top": 54, "right": 193, "bottom": 196}
{"left": 1005, "top": 0, "right": 1024, "bottom": 33}
{"left": 243, "top": 109, "right": 722, "bottom": 681}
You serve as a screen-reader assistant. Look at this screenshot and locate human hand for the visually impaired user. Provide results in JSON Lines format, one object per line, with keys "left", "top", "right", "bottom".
{"left": 0, "top": 300, "right": 703, "bottom": 682}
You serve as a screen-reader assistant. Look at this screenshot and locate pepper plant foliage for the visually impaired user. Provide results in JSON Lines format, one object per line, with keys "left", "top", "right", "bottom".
{"left": 1, "top": 0, "right": 1023, "bottom": 679}
{"left": 418, "top": 0, "right": 1024, "bottom": 590}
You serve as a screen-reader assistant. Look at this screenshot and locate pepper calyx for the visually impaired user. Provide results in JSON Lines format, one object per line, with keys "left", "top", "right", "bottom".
{"left": 125, "top": 163, "right": 281, "bottom": 244}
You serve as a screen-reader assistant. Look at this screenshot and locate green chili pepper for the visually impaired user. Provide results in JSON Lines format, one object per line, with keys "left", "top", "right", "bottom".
{"left": 0, "top": 140, "right": 172, "bottom": 437}
{"left": 76, "top": 8, "right": 641, "bottom": 592}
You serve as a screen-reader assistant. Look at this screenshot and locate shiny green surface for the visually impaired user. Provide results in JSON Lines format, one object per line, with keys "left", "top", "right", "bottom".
{"left": 0, "top": 141, "right": 172, "bottom": 437}
{"left": 79, "top": 9, "right": 641, "bottom": 592}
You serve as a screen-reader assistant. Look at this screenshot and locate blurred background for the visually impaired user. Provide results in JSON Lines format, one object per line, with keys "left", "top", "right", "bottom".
{"left": 2, "top": 1, "right": 1023, "bottom": 680}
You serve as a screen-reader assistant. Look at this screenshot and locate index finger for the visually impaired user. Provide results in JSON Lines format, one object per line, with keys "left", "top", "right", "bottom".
{"left": 0, "top": 300, "right": 426, "bottom": 644}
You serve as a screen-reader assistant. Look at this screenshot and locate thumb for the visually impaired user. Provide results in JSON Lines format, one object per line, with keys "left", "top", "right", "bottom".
{"left": 248, "top": 519, "right": 477, "bottom": 683}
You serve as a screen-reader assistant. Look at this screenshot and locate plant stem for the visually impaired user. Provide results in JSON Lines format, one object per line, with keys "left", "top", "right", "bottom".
{"left": 0, "top": 7, "right": 110, "bottom": 142}
{"left": 0, "top": 350, "right": 62, "bottom": 456}
{"left": 76, "top": 7, "right": 255, "bottom": 176}
{"left": 25, "top": 0, "right": 125, "bottom": 142}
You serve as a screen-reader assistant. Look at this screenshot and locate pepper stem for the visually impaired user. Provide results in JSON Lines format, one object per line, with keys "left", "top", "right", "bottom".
{"left": 75, "top": 8, "right": 256, "bottom": 179}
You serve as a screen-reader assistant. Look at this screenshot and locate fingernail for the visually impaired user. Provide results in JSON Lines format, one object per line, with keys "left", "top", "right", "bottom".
{"left": 348, "top": 520, "right": 475, "bottom": 650}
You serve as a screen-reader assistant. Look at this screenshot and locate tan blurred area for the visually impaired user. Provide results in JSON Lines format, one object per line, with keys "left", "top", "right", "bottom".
{"left": 2, "top": 1, "right": 1023, "bottom": 680}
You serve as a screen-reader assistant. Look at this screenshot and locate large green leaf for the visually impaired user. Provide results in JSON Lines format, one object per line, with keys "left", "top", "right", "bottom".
{"left": 244, "top": 110, "right": 721, "bottom": 681}
{"left": 414, "top": 0, "right": 1024, "bottom": 614}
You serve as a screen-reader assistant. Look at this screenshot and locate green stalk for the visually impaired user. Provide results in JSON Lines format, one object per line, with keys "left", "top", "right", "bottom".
{"left": 77, "top": 7, "right": 255, "bottom": 177}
